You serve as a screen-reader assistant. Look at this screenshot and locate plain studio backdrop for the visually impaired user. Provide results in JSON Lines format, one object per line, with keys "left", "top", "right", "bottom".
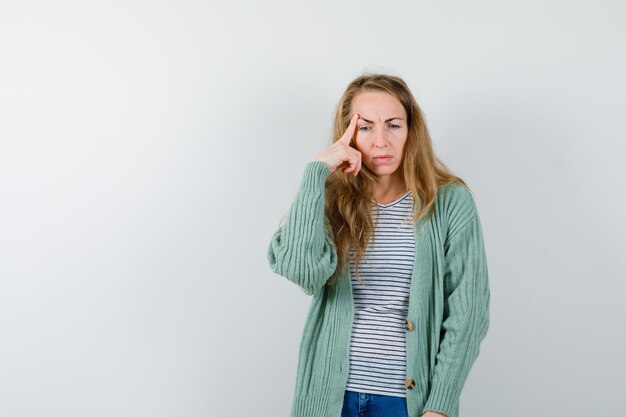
{"left": 1, "top": 1, "right": 625, "bottom": 416}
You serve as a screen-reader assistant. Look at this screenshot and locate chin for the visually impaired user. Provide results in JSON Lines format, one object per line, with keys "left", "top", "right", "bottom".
{"left": 369, "top": 166, "right": 401, "bottom": 176}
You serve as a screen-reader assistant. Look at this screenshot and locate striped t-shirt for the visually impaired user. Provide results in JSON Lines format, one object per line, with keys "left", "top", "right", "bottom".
{"left": 345, "top": 190, "right": 416, "bottom": 398}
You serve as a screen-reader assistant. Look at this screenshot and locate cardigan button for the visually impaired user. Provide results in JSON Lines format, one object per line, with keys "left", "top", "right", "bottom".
{"left": 405, "top": 378, "right": 415, "bottom": 390}
{"left": 406, "top": 319, "right": 414, "bottom": 332}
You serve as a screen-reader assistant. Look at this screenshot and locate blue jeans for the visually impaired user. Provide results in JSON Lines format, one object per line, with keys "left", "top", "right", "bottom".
{"left": 341, "top": 390, "right": 409, "bottom": 417}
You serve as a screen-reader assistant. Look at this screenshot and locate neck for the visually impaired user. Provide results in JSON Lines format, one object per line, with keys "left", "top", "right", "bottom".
{"left": 373, "top": 172, "right": 407, "bottom": 203}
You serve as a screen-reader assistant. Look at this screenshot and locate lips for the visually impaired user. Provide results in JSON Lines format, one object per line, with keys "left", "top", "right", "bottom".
{"left": 373, "top": 155, "right": 392, "bottom": 163}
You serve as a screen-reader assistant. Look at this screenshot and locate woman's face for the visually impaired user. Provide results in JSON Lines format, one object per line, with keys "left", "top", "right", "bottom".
{"left": 351, "top": 90, "right": 408, "bottom": 180}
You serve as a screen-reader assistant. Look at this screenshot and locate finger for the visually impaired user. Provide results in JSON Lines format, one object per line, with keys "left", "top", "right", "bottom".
{"left": 336, "top": 160, "right": 349, "bottom": 174}
{"left": 347, "top": 112, "right": 361, "bottom": 142}
{"left": 338, "top": 159, "right": 352, "bottom": 173}
{"left": 338, "top": 113, "right": 360, "bottom": 145}
{"left": 352, "top": 153, "right": 362, "bottom": 176}
{"left": 341, "top": 159, "right": 355, "bottom": 172}
{"left": 342, "top": 152, "right": 360, "bottom": 175}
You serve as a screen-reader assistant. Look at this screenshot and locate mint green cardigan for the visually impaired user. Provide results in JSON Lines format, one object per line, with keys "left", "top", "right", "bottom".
{"left": 267, "top": 161, "right": 490, "bottom": 417}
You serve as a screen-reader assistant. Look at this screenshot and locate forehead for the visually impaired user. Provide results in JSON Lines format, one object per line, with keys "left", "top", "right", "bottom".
{"left": 351, "top": 90, "right": 406, "bottom": 117}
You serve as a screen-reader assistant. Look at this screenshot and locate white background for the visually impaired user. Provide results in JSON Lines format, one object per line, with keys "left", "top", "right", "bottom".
{"left": 1, "top": 1, "right": 625, "bottom": 416}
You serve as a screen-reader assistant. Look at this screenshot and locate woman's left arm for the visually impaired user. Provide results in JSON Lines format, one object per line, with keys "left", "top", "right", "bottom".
{"left": 422, "top": 210, "right": 491, "bottom": 417}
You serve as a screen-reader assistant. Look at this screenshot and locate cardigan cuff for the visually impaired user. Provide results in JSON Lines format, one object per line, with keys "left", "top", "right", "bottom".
{"left": 299, "top": 160, "right": 331, "bottom": 193}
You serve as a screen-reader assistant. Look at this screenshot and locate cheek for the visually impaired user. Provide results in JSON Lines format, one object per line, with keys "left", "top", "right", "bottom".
{"left": 353, "top": 139, "right": 367, "bottom": 155}
{"left": 397, "top": 133, "right": 408, "bottom": 148}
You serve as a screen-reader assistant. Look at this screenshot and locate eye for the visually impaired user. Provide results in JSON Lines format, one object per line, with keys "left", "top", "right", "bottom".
{"left": 388, "top": 123, "right": 401, "bottom": 129}
{"left": 359, "top": 126, "right": 370, "bottom": 132}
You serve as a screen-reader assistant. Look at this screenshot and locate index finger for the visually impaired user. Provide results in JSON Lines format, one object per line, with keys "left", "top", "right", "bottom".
{"left": 339, "top": 113, "right": 361, "bottom": 145}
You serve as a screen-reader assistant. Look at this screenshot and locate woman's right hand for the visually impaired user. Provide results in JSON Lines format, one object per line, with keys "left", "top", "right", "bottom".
{"left": 314, "top": 113, "right": 363, "bottom": 176}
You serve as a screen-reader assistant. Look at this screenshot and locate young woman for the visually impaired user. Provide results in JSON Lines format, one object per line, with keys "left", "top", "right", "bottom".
{"left": 267, "top": 73, "right": 490, "bottom": 417}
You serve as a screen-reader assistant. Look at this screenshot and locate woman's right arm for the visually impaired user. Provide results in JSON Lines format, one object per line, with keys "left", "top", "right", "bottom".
{"left": 266, "top": 161, "right": 338, "bottom": 296}
{"left": 267, "top": 112, "right": 362, "bottom": 296}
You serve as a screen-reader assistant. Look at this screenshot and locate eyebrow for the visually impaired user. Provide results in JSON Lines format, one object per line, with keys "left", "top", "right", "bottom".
{"left": 359, "top": 117, "right": 404, "bottom": 123}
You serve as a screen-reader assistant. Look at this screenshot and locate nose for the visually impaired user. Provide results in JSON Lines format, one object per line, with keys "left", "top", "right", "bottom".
{"left": 374, "top": 127, "right": 390, "bottom": 148}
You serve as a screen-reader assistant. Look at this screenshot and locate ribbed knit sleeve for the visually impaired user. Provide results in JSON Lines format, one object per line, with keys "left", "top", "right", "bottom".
{"left": 423, "top": 209, "right": 491, "bottom": 417}
{"left": 267, "top": 161, "right": 338, "bottom": 296}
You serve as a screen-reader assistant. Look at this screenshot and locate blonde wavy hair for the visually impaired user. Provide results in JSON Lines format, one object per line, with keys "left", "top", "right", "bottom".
{"left": 325, "top": 73, "right": 467, "bottom": 286}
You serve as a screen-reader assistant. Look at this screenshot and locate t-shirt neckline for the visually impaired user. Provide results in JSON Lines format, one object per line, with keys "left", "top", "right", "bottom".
{"left": 372, "top": 191, "right": 411, "bottom": 208}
